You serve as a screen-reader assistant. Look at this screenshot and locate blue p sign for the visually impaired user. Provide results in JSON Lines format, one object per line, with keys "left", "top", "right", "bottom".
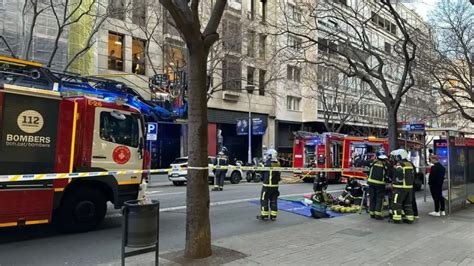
{"left": 147, "top": 123, "right": 158, "bottom": 141}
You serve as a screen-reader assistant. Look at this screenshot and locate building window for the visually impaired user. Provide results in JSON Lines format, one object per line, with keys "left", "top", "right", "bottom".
{"left": 108, "top": 32, "right": 124, "bottom": 71}
{"left": 132, "top": 0, "right": 147, "bottom": 27}
{"left": 223, "top": 17, "right": 242, "bottom": 53}
{"left": 248, "top": 0, "right": 255, "bottom": 20}
{"left": 108, "top": 0, "right": 125, "bottom": 20}
{"left": 247, "top": 31, "right": 255, "bottom": 57}
{"left": 260, "top": 0, "right": 266, "bottom": 23}
{"left": 287, "top": 65, "right": 301, "bottom": 82}
{"left": 287, "top": 96, "right": 301, "bottom": 111}
{"left": 371, "top": 12, "right": 397, "bottom": 36}
{"left": 288, "top": 35, "right": 302, "bottom": 51}
{"left": 222, "top": 56, "right": 242, "bottom": 91}
{"left": 163, "top": 43, "right": 186, "bottom": 80}
{"left": 259, "top": 69, "right": 266, "bottom": 95}
{"left": 247, "top": 67, "right": 255, "bottom": 85}
{"left": 132, "top": 38, "right": 146, "bottom": 75}
{"left": 288, "top": 4, "right": 301, "bottom": 22}
{"left": 259, "top": 34, "right": 266, "bottom": 59}
{"left": 384, "top": 42, "right": 391, "bottom": 54}
{"left": 332, "top": 0, "right": 347, "bottom": 5}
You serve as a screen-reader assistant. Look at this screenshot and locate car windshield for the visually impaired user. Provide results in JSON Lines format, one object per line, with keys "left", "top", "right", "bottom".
{"left": 172, "top": 158, "right": 188, "bottom": 164}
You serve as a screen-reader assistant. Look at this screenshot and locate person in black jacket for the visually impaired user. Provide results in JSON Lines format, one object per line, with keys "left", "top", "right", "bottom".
{"left": 257, "top": 149, "right": 280, "bottom": 221}
{"left": 428, "top": 155, "right": 446, "bottom": 216}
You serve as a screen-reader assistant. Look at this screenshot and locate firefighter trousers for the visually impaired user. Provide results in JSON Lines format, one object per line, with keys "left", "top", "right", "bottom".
{"left": 214, "top": 170, "right": 225, "bottom": 189}
{"left": 260, "top": 187, "right": 279, "bottom": 218}
{"left": 368, "top": 184, "right": 385, "bottom": 218}
{"left": 391, "top": 188, "right": 414, "bottom": 223}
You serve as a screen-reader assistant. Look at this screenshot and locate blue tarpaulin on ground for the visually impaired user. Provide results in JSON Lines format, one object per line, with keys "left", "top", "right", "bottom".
{"left": 249, "top": 199, "right": 351, "bottom": 218}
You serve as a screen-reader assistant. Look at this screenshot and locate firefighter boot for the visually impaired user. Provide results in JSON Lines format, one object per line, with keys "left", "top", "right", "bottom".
{"left": 256, "top": 215, "right": 269, "bottom": 221}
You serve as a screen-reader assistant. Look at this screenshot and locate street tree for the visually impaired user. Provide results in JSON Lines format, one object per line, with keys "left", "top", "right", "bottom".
{"left": 276, "top": 0, "right": 424, "bottom": 149}
{"left": 429, "top": 0, "right": 474, "bottom": 123}
{"left": 159, "top": 0, "right": 227, "bottom": 259}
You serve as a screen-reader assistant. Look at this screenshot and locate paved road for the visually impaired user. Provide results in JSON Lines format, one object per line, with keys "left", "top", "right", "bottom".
{"left": 0, "top": 174, "right": 345, "bottom": 265}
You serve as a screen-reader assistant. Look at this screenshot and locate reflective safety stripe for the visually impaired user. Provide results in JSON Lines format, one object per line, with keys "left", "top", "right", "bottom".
{"left": 262, "top": 184, "right": 279, "bottom": 187}
{"left": 404, "top": 215, "right": 415, "bottom": 221}
{"left": 25, "top": 219, "right": 48, "bottom": 225}
{"left": 261, "top": 210, "right": 270, "bottom": 216}
{"left": 270, "top": 211, "right": 278, "bottom": 216}
{"left": 368, "top": 178, "right": 385, "bottom": 185}
{"left": 393, "top": 184, "right": 413, "bottom": 189}
{"left": 369, "top": 211, "right": 375, "bottom": 215}
{"left": 261, "top": 191, "right": 266, "bottom": 201}
{"left": 0, "top": 222, "right": 18, "bottom": 227}
{"left": 393, "top": 193, "right": 399, "bottom": 203}
{"left": 392, "top": 214, "right": 402, "bottom": 221}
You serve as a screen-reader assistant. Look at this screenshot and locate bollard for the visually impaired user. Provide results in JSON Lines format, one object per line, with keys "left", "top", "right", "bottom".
{"left": 121, "top": 199, "right": 159, "bottom": 266}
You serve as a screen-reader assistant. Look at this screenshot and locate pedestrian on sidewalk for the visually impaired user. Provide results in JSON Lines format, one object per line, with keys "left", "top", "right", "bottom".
{"left": 212, "top": 151, "right": 228, "bottom": 191}
{"left": 367, "top": 150, "right": 390, "bottom": 220}
{"left": 428, "top": 155, "right": 446, "bottom": 216}
{"left": 257, "top": 149, "right": 280, "bottom": 221}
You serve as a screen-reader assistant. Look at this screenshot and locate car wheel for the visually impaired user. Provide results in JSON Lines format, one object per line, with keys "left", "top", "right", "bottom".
{"left": 173, "top": 181, "right": 184, "bottom": 186}
{"left": 230, "top": 172, "right": 241, "bottom": 184}
{"left": 56, "top": 186, "right": 107, "bottom": 233}
{"left": 253, "top": 173, "right": 262, "bottom": 183}
{"left": 246, "top": 172, "right": 253, "bottom": 182}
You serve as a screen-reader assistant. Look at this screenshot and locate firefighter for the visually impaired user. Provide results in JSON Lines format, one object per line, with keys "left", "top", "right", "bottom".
{"left": 257, "top": 149, "right": 281, "bottom": 221}
{"left": 338, "top": 178, "right": 364, "bottom": 206}
{"left": 368, "top": 150, "right": 390, "bottom": 220}
{"left": 390, "top": 149, "right": 416, "bottom": 224}
{"left": 212, "top": 151, "right": 228, "bottom": 191}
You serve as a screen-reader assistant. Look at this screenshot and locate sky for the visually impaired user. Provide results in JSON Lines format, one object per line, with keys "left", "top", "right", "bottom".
{"left": 403, "top": 0, "right": 439, "bottom": 20}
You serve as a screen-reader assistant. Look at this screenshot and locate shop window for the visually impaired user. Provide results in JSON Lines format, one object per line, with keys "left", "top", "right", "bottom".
{"left": 108, "top": 32, "right": 124, "bottom": 71}
{"left": 108, "top": 0, "right": 125, "bottom": 20}
{"left": 163, "top": 43, "right": 186, "bottom": 80}
{"left": 132, "top": 38, "right": 146, "bottom": 75}
{"left": 132, "top": 0, "right": 147, "bottom": 27}
{"left": 100, "top": 111, "right": 139, "bottom": 147}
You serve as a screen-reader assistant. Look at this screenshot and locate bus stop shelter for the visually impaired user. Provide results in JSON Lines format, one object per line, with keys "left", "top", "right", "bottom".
{"left": 426, "top": 128, "right": 474, "bottom": 214}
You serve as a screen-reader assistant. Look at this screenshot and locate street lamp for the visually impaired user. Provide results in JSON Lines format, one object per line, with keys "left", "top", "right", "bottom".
{"left": 245, "top": 85, "right": 255, "bottom": 165}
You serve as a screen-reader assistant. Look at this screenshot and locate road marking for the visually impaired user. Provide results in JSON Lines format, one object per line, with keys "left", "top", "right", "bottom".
{"left": 105, "top": 189, "right": 343, "bottom": 219}
{"left": 145, "top": 191, "right": 162, "bottom": 195}
{"left": 148, "top": 191, "right": 186, "bottom": 196}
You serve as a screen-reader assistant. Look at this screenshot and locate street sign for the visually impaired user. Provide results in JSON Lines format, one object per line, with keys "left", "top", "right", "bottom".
{"left": 147, "top": 123, "right": 158, "bottom": 141}
{"left": 409, "top": 123, "right": 425, "bottom": 132}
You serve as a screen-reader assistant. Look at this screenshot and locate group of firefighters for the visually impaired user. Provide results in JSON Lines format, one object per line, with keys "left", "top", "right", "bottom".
{"left": 250, "top": 147, "right": 421, "bottom": 224}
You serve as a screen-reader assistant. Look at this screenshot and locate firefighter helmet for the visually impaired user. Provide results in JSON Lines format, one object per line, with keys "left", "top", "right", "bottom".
{"left": 265, "top": 148, "right": 278, "bottom": 161}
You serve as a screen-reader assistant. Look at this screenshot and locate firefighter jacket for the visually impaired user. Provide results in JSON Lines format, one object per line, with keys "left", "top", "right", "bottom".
{"left": 216, "top": 156, "right": 228, "bottom": 167}
{"left": 392, "top": 160, "right": 415, "bottom": 189}
{"left": 368, "top": 159, "right": 389, "bottom": 185}
{"left": 262, "top": 161, "right": 281, "bottom": 187}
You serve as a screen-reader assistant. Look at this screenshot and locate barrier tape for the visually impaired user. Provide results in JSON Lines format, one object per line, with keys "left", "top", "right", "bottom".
{"left": 0, "top": 166, "right": 369, "bottom": 183}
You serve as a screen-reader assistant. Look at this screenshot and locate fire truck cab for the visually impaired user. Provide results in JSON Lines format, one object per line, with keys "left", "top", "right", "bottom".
{"left": 0, "top": 57, "right": 147, "bottom": 232}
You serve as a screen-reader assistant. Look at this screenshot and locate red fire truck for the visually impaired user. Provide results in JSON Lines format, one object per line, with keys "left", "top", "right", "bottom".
{"left": 293, "top": 131, "right": 388, "bottom": 183}
{"left": 0, "top": 60, "right": 148, "bottom": 232}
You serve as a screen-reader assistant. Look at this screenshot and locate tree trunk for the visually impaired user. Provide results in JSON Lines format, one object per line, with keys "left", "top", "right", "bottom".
{"left": 184, "top": 48, "right": 212, "bottom": 259}
{"left": 387, "top": 107, "right": 398, "bottom": 151}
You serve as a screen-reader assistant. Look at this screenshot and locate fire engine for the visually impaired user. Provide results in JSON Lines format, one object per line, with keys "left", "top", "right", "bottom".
{"left": 293, "top": 131, "right": 388, "bottom": 183}
{"left": 0, "top": 57, "right": 148, "bottom": 232}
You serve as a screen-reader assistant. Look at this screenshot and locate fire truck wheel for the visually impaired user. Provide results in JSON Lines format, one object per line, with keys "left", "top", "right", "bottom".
{"left": 57, "top": 186, "right": 107, "bottom": 232}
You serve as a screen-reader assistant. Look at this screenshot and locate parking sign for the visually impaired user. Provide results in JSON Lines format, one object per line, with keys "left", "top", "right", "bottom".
{"left": 147, "top": 123, "right": 158, "bottom": 141}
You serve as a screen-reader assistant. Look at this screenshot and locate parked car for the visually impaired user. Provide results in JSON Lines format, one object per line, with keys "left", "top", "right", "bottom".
{"left": 168, "top": 157, "right": 243, "bottom": 186}
{"left": 208, "top": 156, "right": 244, "bottom": 184}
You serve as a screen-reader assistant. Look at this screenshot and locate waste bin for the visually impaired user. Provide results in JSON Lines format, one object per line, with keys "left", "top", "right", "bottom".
{"left": 123, "top": 199, "right": 159, "bottom": 247}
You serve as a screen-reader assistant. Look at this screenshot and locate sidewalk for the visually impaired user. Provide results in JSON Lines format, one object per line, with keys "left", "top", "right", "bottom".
{"left": 124, "top": 195, "right": 474, "bottom": 266}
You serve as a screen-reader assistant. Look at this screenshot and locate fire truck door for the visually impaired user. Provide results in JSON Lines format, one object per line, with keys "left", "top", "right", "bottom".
{"left": 91, "top": 107, "right": 143, "bottom": 186}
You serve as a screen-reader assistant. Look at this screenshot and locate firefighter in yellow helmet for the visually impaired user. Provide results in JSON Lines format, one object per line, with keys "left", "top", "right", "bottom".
{"left": 256, "top": 149, "right": 281, "bottom": 221}
{"left": 367, "top": 150, "right": 390, "bottom": 220}
{"left": 390, "top": 149, "right": 416, "bottom": 224}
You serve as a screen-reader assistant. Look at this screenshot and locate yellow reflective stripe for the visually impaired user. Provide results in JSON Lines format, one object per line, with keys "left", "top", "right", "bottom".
{"left": 54, "top": 188, "right": 65, "bottom": 192}
{"left": 270, "top": 211, "right": 278, "bottom": 215}
{"left": 393, "top": 185, "right": 413, "bottom": 189}
{"left": 261, "top": 191, "right": 266, "bottom": 200}
{"left": 69, "top": 102, "right": 78, "bottom": 173}
{"left": 394, "top": 193, "right": 399, "bottom": 203}
{"left": 118, "top": 180, "right": 141, "bottom": 185}
{"left": 25, "top": 219, "right": 49, "bottom": 225}
{"left": 34, "top": 174, "right": 46, "bottom": 180}
{"left": 0, "top": 222, "right": 18, "bottom": 227}
{"left": 10, "top": 175, "right": 21, "bottom": 181}
{"left": 269, "top": 171, "right": 273, "bottom": 186}
{"left": 262, "top": 184, "right": 279, "bottom": 187}
{"left": 368, "top": 178, "right": 385, "bottom": 185}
